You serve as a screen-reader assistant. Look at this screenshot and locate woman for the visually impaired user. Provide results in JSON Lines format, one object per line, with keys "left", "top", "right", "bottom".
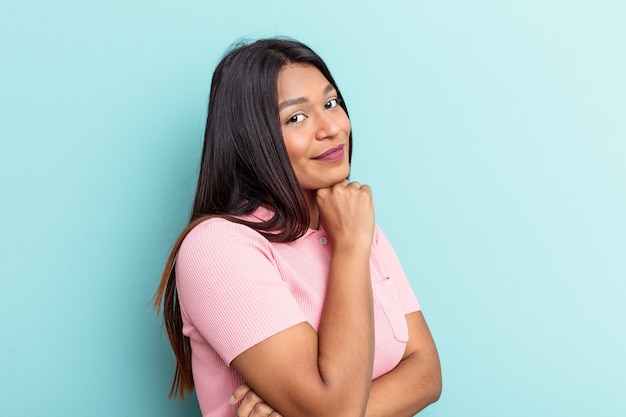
{"left": 154, "top": 38, "right": 441, "bottom": 417}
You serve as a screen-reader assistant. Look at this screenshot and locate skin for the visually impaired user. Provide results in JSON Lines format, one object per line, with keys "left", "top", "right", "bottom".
{"left": 277, "top": 63, "right": 353, "bottom": 228}
{"left": 234, "top": 311, "right": 441, "bottom": 417}
{"left": 232, "top": 64, "right": 442, "bottom": 417}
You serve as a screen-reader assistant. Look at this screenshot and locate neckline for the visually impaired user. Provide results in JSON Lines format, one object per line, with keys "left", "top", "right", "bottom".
{"left": 248, "top": 206, "right": 325, "bottom": 239}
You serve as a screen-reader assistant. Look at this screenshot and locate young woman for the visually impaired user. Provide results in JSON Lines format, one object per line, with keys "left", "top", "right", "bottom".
{"left": 154, "top": 38, "right": 441, "bottom": 417}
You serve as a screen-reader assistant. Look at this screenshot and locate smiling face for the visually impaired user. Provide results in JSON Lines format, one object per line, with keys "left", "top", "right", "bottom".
{"left": 277, "top": 63, "right": 351, "bottom": 196}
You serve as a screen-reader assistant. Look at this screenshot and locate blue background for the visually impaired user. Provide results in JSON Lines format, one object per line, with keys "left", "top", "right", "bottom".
{"left": 1, "top": 1, "right": 624, "bottom": 416}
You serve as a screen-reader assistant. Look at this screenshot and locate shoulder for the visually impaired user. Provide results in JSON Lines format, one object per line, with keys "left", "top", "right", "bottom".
{"left": 372, "top": 223, "right": 386, "bottom": 247}
{"left": 371, "top": 223, "right": 401, "bottom": 266}
{"left": 185, "top": 216, "right": 267, "bottom": 240}
{"left": 179, "top": 217, "right": 273, "bottom": 262}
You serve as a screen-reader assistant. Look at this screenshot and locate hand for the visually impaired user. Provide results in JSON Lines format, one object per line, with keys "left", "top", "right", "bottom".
{"left": 230, "top": 383, "right": 283, "bottom": 417}
{"left": 316, "top": 180, "right": 375, "bottom": 249}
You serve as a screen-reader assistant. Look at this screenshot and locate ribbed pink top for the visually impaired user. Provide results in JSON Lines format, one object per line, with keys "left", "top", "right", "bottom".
{"left": 176, "top": 207, "right": 420, "bottom": 417}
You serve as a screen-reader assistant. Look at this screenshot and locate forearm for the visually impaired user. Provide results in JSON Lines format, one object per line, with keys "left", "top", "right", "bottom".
{"left": 365, "top": 352, "right": 442, "bottom": 417}
{"left": 232, "top": 182, "right": 377, "bottom": 417}
{"left": 317, "top": 244, "right": 375, "bottom": 415}
{"left": 231, "top": 248, "right": 375, "bottom": 417}
{"left": 233, "top": 348, "right": 440, "bottom": 417}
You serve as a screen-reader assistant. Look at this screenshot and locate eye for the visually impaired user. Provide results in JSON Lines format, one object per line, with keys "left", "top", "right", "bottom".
{"left": 287, "top": 113, "right": 306, "bottom": 124}
{"left": 324, "top": 98, "right": 339, "bottom": 109}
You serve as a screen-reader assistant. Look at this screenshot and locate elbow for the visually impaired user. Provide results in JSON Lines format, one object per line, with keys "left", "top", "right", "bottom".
{"left": 430, "top": 375, "right": 442, "bottom": 404}
{"left": 413, "top": 359, "right": 442, "bottom": 409}
{"left": 323, "top": 384, "right": 371, "bottom": 417}
{"left": 427, "top": 364, "right": 443, "bottom": 405}
{"left": 404, "top": 360, "right": 443, "bottom": 415}
{"left": 303, "top": 401, "right": 368, "bottom": 417}
{"left": 290, "top": 381, "right": 370, "bottom": 417}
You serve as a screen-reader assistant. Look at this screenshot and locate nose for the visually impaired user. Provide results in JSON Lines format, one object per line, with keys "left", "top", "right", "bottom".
{"left": 315, "top": 111, "right": 343, "bottom": 140}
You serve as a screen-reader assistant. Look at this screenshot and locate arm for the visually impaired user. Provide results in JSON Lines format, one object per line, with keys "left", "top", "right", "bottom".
{"left": 365, "top": 311, "right": 441, "bottom": 417}
{"left": 231, "top": 181, "right": 376, "bottom": 417}
{"left": 234, "top": 311, "right": 441, "bottom": 417}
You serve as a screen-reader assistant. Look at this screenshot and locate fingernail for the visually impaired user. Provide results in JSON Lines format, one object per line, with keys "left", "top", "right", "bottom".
{"left": 228, "top": 394, "right": 235, "bottom": 405}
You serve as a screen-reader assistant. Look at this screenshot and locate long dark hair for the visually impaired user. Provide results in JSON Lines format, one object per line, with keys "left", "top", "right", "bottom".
{"left": 154, "top": 38, "right": 352, "bottom": 399}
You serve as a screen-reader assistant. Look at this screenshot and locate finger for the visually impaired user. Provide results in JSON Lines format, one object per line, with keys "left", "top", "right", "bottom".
{"left": 249, "top": 401, "right": 278, "bottom": 417}
{"left": 236, "top": 389, "right": 265, "bottom": 417}
{"left": 229, "top": 383, "right": 252, "bottom": 404}
{"left": 329, "top": 179, "right": 350, "bottom": 190}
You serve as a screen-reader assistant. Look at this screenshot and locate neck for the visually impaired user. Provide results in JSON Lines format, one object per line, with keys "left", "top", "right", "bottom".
{"left": 303, "top": 190, "right": 320, "bottom": 230}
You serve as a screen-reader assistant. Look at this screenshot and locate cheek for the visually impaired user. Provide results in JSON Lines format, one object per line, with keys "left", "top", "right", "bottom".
{"left": 340, "top": 113, "right": 351, "bottom": 135}
{"left": 284, "top": 147, "right": 308, "bottom": 185}
{"left": 282, "top": 131, "right": 309, "bottom": 160}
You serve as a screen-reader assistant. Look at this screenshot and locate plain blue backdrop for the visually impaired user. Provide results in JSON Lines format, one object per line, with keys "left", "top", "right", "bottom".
{"left": 1, "top": 1, "right": 624, "bottom": 416}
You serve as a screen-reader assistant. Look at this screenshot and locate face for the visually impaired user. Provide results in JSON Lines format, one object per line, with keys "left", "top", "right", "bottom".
{"left": 277, "top": 63, "right": 351, "bottom": 194}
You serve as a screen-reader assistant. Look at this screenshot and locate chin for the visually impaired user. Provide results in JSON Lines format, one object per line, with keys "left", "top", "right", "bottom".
{"left": 301, "top": 166, "right": 351, "bottom": 191}
{"left": 325, "top": 174, "right": 350, "bottom": 188}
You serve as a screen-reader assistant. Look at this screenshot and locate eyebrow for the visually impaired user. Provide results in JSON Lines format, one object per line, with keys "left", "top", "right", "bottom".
{"left": 278, "top": 83, "right": 337, "bottom": 111}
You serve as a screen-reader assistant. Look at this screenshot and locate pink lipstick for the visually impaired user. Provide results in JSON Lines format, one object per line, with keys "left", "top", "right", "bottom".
{"left": 313, "top": 144, "right": 345, "bottom": 161}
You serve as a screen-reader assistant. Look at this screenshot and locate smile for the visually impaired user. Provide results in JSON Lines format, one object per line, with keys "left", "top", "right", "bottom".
{"left": 313, "top": 144, "right": 345, "bottom": 162}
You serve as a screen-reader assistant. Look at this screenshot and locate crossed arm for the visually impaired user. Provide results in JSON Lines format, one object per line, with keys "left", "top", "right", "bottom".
{"left": 226, "top": 182, "right": 441, "bottom": 416}
{"left": 233, "top": 310, "right": 441, "bottom": 417}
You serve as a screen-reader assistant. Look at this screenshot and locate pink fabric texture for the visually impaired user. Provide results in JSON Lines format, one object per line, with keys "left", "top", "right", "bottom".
{"left": 175, "top": 207, "right": 420, "bottom": 417}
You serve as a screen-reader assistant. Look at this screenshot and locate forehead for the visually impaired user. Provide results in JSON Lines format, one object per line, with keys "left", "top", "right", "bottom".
{"left": 276, "top": 63, "right": 332, "bottom": 101}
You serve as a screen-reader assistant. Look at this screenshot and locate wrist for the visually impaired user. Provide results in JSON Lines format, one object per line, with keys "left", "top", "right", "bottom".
{"left": 331, "top": 240, "right": 372, "bottom": 259}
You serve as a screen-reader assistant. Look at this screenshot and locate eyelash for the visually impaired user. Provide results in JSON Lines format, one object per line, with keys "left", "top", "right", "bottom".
{"left": 286, "top": 98, "right": 341, "bottom": 124}
{"left": 288, "top": 114, "right": 306, "bottom": 123}
{"left": 325, "top": 98, "right": 339, "bottom": 109}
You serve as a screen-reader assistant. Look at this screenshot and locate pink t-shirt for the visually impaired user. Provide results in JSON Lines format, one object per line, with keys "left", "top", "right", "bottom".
{"left": 176, "top": 207, "right": 420, "bottom": 417}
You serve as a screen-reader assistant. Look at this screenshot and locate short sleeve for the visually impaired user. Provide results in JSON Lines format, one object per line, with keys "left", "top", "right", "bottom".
{"left": 373, "top": 225, "right": 421, "bottom": 314}
{"left": 175, "top": 218, "right": 308, "bottom": 364}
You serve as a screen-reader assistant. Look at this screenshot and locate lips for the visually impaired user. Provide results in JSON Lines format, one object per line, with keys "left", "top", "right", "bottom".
{"left": 313, "top": 144, "right": 345, "bottom": 161}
